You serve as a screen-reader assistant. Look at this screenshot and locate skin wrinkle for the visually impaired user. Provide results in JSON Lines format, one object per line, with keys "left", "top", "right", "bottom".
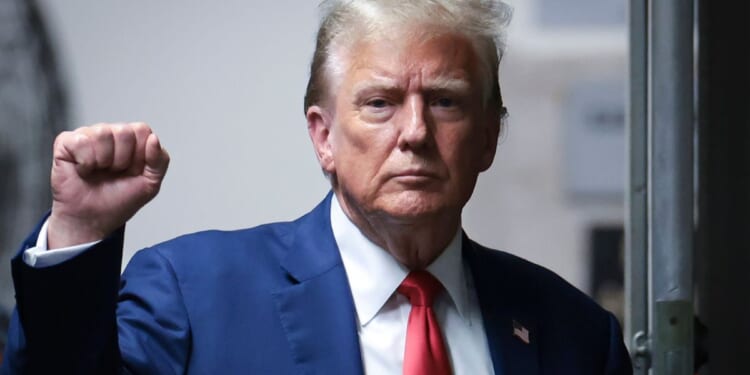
{"left": 351, "top": 76, "right": 472, "bottom": 104}
{"left": 323, "top": 23, "right": 498, "bottom": 113}
{"left": 306, "top": 1, "right": 512, "bottom": 118}
{"left": 307, "top": 29, "right": 500, "bottom": 269}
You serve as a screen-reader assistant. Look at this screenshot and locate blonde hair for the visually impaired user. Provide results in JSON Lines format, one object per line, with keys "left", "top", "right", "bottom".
{"left": 303, "top": 0, "right": 512, "bottom": 116}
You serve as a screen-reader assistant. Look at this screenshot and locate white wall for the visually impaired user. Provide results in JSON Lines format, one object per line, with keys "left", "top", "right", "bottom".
{"left": 37, "top": 0, "right": 626, "bottom": 292}
{"left": 38, "top": 0, "right": 328, "bottom": 261}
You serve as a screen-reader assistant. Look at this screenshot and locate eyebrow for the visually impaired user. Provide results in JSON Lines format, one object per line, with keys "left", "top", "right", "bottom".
{"left": 423, "top": 77, "right": 471, "bottom": 93}
{"left": 351, "top": 75, "right": 401, "bottom": 98}
{"left": 351, "top": 75, "right": 472, "bottom": 98}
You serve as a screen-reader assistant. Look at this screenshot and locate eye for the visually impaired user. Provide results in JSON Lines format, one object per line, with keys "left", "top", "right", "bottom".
{"left": 429, "top": 95, "right": 466, "bottom": 121}
{"left": 360, "top": 97, "right": 396, "bottom": 123}
{"left": 366, "top": 98, "right": 390, "bottom": 108}
{"left": 431, "top": 97, "right": 458, "bottom": 108}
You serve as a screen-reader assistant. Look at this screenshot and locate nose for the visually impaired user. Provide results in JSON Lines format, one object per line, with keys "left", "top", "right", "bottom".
{"left": 397, "top": 95, "right": 432, "bottom": 151}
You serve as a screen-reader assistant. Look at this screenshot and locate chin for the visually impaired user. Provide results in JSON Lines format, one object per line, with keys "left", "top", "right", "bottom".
{"left": 373, "top": 191, "right": 453, "bottom": 222}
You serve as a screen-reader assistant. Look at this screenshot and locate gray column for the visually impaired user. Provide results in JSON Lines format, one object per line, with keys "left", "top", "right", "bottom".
{"left": 626, "top": 0, "right": 650, "bottom": 372}
{"left": 648, "top": 0, "right": 695, "bottom": 373}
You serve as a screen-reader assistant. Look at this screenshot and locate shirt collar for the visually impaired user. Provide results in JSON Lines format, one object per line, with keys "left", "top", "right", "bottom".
{"left": 330, "top": 194, "right": 470, "bottom": 327}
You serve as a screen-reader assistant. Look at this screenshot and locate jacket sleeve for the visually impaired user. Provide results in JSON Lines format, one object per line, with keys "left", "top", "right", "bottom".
{"left": 1, "top": 221, "right": 124, "bottom": 374}
{"left": 1, "top": 222, "right": 192, "bottom": 375}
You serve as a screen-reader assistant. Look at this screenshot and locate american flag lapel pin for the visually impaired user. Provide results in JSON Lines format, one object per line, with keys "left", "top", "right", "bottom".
{"left": 512, "top": 319, "right": 530, "bottom": 344}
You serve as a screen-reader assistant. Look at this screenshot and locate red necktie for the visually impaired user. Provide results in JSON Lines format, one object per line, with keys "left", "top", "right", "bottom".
{"left": 398, "top": 271, "right": 452, "bottom": 375}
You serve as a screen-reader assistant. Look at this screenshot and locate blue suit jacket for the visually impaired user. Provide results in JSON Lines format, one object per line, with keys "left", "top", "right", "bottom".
{"left": 2, "top": 195, "right": 632, "bottom": 374}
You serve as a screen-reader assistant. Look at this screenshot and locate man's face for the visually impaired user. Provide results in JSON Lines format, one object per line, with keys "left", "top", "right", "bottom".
{"left": 309, "top": 30, "right": 500, "bottom": 223}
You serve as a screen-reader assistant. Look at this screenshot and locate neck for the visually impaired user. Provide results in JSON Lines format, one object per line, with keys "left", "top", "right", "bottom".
{"left": 335, "top": 192, "right": 461, "bottom": 270}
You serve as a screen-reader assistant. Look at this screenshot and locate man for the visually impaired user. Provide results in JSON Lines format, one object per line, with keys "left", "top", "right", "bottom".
{"left": 2, "top": 0, "right": 632, "bottom": 374}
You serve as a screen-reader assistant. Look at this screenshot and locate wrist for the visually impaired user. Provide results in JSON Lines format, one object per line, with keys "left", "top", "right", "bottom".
{"left": 47, "top": 211, "right": 110, "bottom": 249}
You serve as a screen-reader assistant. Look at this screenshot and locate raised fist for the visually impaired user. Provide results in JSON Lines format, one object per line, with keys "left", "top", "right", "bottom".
{"left": 47, "top": 122, "right": 170, "bottom": 249}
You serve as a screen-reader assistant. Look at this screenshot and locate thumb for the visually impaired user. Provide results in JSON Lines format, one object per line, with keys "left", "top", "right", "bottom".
{"left": 144, "top": 133, "right": 170, "bottom": 179}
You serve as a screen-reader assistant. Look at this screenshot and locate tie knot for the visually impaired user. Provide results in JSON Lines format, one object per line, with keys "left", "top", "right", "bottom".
{"left": 398, "top": 271, "right": 444, "bottom": 307}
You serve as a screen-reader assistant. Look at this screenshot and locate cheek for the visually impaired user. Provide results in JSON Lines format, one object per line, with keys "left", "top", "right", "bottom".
{"left": 330, "top": 123, "right": 389, "bottom": 181}
{"left": 439, "top": 126, "right": 485, "bottom": 169}
{"left": 338, "top": 119, "right": 398, "bottom": 157}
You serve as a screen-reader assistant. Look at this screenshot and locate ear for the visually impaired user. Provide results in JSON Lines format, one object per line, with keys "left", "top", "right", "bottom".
{"left": 307, "top": 105, "right": 336, "bottom": 175}
{"left": 478, "top": 109, "right": 501, "bottom": 172}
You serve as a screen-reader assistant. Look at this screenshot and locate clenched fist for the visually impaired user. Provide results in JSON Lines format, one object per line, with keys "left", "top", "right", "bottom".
{"left": 47, "top": 122, "right": 170, "bottom": 249}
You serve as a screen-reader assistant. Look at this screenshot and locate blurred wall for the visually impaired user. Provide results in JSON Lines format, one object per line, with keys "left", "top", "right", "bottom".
{"left": 36, "top": 0, "right": 328, "bottom": 262}
{"left": 33, "top": 0, "right": 627, "bottom": 293}
{"left": 0, "top": 0, "right": 68, "bottom": 316}
{"left": 463, "top": 1, "right": 628, "bottom": 292}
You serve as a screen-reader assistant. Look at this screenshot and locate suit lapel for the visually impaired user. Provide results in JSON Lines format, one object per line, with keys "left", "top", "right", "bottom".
{"left": 464, "top": 236, "right": 540, "bottom": 375}
{"left": 270, "top": 197, "right": 541, "bottom": 375}
{"left": 272, "top": 193, "right": 364, "bottom": 375}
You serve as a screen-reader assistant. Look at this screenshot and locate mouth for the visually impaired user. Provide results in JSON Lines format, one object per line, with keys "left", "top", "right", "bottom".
{"left": 391, "top": 169, "right": 440, "bottom": 184}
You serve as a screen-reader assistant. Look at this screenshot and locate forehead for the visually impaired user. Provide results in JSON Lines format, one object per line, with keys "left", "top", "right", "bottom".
{"left": 339, "top": 30, "right": 481, "bottom": 90}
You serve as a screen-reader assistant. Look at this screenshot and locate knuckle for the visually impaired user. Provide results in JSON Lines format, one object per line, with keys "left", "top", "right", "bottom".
{"left": 131, "top": 122, "right": 153, "bottom": 136}
{"left": 71, "top": 132, "right": 91, "bottom": 147}
{"left": 112, "top": 122, "right": 127, "bottom": 132}
{"left": 112, "top": 124, "right": 134, "bottom": 143}
{"left": 74, "top": 123, "right": 97, "bottom": 132}
{"left": 54, "top": 131, "right": 73, "bottom": 147}
{"left": 91, "top": 125, "right": 111, "bottom": 140}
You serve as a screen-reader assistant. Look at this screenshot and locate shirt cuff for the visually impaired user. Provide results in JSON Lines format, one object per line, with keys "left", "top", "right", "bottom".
{"left": 23, "top": 219, "right": 102, "bottom": 268}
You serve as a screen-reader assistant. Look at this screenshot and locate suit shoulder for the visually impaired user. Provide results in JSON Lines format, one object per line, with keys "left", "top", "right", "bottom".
{"left": 468, "top": 241, "right": 610, "bottom": 318}
{"left": 129, "top": 220, "right": 296, "bottom": 269}
{"left": 468, "top": 241, "right": 629, "bottom": 370}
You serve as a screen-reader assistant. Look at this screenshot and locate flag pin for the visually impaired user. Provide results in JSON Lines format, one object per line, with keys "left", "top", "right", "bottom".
{"left": 512, "top": 320, "right": 530, "bottom": 344}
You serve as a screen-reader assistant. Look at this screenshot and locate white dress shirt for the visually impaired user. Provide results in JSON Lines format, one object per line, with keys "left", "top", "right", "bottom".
{"left": 24, "top": 196, "right": 495, "bottom": 374}
{"left": 23, "top": 219, "right": 98, "bottom": 267}
{"left": 330, "top": 196, "right": 495, "bottom": 375}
